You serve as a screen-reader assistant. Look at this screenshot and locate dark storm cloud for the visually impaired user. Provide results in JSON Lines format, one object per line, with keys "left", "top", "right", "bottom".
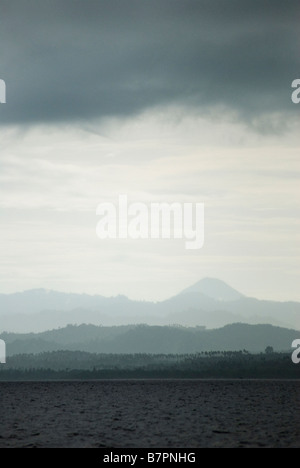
{"left": 0, "top": 0, "right": 299, "bottom": 126}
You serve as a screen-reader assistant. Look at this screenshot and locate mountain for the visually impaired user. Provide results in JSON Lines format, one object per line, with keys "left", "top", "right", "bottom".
{"left": 0, "top": 278, "right": 299, "bottom": 332}
{"left": 1, "top": 323, "right": 298, "bottom": 355}
{"left": 179, "top": 278, "right": 244, "bottom": 301}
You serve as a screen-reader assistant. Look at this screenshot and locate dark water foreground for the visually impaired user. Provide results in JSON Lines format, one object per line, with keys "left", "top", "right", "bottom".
{"left": 0, "top": 380, "right": 299, "bottom": 448}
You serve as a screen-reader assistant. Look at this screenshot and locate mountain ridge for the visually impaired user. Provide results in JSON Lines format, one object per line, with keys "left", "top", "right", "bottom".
{"left": 0, "top": 278, "right": 299, "bottom": 332}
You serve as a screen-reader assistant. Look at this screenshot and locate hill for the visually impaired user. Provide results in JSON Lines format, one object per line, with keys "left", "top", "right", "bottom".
{"left": 1, "top": 323, "right": 298, "bottom": 356}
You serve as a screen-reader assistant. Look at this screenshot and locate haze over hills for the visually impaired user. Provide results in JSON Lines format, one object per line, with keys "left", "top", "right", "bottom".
{"left": 0, "top": 278, "right": 299, "bottom": 333}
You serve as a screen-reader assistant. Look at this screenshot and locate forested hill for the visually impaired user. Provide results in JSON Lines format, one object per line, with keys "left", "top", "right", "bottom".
{"left": 1, "top": 323, "right": 298, "bottom": 356}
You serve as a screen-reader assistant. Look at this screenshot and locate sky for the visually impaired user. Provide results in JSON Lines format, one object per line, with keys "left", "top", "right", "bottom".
{"left": 0, "top": 0, "right": 299, "bottom": 302}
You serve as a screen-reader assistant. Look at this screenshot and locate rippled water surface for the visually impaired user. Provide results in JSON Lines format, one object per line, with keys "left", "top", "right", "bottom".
{"left": 0, "top": 380, "right": 299, "bottom": 447}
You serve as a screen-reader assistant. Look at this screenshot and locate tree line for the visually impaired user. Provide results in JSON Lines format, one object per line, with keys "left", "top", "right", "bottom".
{"left": 0, "top": 350, "right": 299, "bottom": 380}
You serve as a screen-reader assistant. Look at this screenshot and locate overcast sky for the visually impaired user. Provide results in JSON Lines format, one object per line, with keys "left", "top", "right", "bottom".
{"left": 0, "top": 0, "right": 299, "bottom": 301}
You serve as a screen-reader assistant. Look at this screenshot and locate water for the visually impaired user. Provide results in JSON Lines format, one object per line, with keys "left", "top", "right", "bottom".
{"left": 0, "top": 380, "right": 299, "bottom": 447}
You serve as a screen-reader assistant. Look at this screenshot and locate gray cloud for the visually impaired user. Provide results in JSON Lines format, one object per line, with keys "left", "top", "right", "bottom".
{"left": 0, "top": 0, "right": 299, "bottom": 127}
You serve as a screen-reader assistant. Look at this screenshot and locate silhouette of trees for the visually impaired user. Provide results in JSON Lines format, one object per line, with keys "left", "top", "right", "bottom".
{"left": 0, "top": 349, "right": 298, "bottom": 380}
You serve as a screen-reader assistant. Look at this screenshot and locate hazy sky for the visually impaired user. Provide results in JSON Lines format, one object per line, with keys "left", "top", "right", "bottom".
{"left": 0, "top": 0, "right": 299, "bottom": 301}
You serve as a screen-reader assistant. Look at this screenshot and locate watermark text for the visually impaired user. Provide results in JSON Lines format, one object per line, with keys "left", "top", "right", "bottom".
{"left": 96, "top": 195, "right": 204, "bottom": 250}
{"left": 0, "top": 79, "right": 6, "bottom": 104}
{"left": 291, "top": 79, "right": 300, "bottom": 104}
{"left": 0, "top": 339, "right": 6, "bottom": 364}
{"left": 291, "top": 339, "right": 300, "bottom": 364}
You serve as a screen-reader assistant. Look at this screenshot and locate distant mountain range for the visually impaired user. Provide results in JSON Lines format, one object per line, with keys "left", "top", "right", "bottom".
{"left": 0, "top": 278, "right": 299, "bottom": 332}
{"left": 1, "top": 323, "right": 299, "bottom": 356}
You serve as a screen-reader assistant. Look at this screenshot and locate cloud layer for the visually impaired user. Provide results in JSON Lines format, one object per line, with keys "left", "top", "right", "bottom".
{"left": 0, "top": 0, "right": 299, "bottom": 127}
